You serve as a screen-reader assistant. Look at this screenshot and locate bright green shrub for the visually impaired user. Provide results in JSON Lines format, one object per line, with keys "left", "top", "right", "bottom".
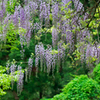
{"left": 6, "top": 0, "right": 20, "bottom": 14}
{"left": 92, "top": 63, "right": 100, "bottom": 84}
{"left": 42, "top": 75, "right": 100, "bottom": 100}
{"left": 61, "top": 75, "right": 100, "bottom": 100}
{"left": 0, "top": 66, "right": 12, "bottom": 96}
{"left": 0, "top": 65, "right": 18, "bottom": 97}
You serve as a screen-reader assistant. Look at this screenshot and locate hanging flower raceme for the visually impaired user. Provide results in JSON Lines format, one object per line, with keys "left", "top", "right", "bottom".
{"left": 19, "top": 27, "right": 27, "bottom": 59}
{"left": 10, "top": 60, "right": 17, "bottom": 76}
{"left": 57, "top": 40, "right": 67, "bottom": 68}
{"left": 62, "top": 0, "right": 72, "bottom": 9}
{"left": 40, "top": 2, "right": 49, "bottom": 21}
{"left": 52, "top": 3, "right": 59, "bottom": 23}
{"left": 20, "top": 7, "right": 26, "bottom": 28}
{"left": 17, "top": 65, "right": 24, "bottom": 95}
{"left": 35, "top": 44, "right": 40, "bottom": 77}
{"left": 25, "top": 21, "right": 32, "bottom": 47}
{"left": 77, "top": 42, "right": 86, "bottom": 64}
{"left": 0, "top": 10, "right": 3, "bottom": 21}
{"left": 6, "top": 60, "right": 10, "bottom": 74}
{"left": 45, "top": 46, "right": 52, "bottom": 75}
{"left": 86, "top": 44, "right": 98, "bottom": 67}
{"left": 12, "top": 6, "right": 19, "bottom": 27}
{"left": 52, "top": 27, "right": 59, "bottom": 48}
{"left": 0, "top": 1, "right": 5, "bottom": 21}
{"left": 35, "top": 43, "right": 57, "bottom": 76}
{"left": 29, "top": 1, "right": 38, "bottom": 15}
{"left": 97, "top": 44, "right": 100, "bottom": 63}
{"left": 33, "top": 22, "right": 41, "bottom": 32}
{"left": 28, "top": 53, "right": 34, "bottom": 79}
{"left": 50, "top": 50, "right": 58, "bottom": 75}
{"left": 10, "top": 59, "right": 17, "bottom": 89}
{"left": 24, "top": 5, "right": 31, "bottom": 21}
{"left": 19, "top": 6, "right": 32, "bottom": 47}
{"left": 73, "top": 0, "right": 84, "bottom": 12}
{"left": 38, "top": 43, "right": 45, "bottom": 71}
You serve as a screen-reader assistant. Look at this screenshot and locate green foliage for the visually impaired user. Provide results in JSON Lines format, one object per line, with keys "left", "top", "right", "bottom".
{"left": 87, "top": 7, "right": 100, "bottom": 41}
{"left": 92, "top": 63, "right": 100, "bottom": 84}
{"left": 42, "top": 75, "right": 100, "bottom": 100}
{"left": 62, "top": 75, "right": 100, "bottom": 100}
{"left": 0, "top": 66, "right": 12, "bottom": 96}
{"left": 6, "top": 0, "right": 20, "bottom": 14}
{"left": 0, "top": 21, "right": 27, "bottom": 64}
{"left": 0, "top": 63, "right": 23, "bottom": 97}
{"left": 0, "top": 21, "right": 20, "bottom": 52}
{"left": 1, "top": 91, "right": 15, "bottom": 100}
{"left": 8, "top": 39, "right": 35, "bottom": 67}
{"left": 39, "top": 28, "right": 52, "bottom": 45}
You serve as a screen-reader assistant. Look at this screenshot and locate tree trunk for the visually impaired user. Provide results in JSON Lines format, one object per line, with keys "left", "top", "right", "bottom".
{"left": 39, "top": 90, "right": 42, "bottom": 99}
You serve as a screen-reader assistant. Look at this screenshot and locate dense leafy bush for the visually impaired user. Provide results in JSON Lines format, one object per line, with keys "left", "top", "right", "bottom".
{"left": 0, "top": 65, "right": 15, "bottom": 96}
{"left": 42, "top": 75, "right": 100, "bottom": 100}
{"left": 92, "top": 63, "right": 100, "bottom": 84}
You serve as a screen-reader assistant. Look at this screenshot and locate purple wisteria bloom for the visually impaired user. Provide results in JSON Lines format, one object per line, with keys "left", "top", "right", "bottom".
{"left": 45, "top": 48, "right": 52, "bottom": 74}
{"left": 12, "top": 7, "right": 19, "bottom": 26}
{"left": 29, "top": 1, "right": 38, "bottom": 14}
{"left": 52, "top": 53, "right": 57, "bottom": 75}
{"left": 0, "top": 10, "right": 3, "bottom": 21}
{"left": 39, "top": 1, "right": 50, "bottom": 24}
{"left": 17, "top": 65, "right": 24, "bottom": 95}
{"left": 52, "top": 3, "right": 59, "bottom": 23}
{"left": 38, "top": 43, "right": 45, "bottom": 71}
{"left": 28, "top": 57, "right": 33, "bottom": 79}
{"left": 20, "top": 7, "right": 26, "bottom": 28}
{"left": 62, "top": 0, "right": 72, "bottom": 8}
{"left": 52, "top": 27, "right": 59, "bottom": 48}
{"left": 35, "top": 44, "right": 40, "bottom": 77}
{"left": 10, "top": 62, "right": 17, "bottom": 89}
{"left": 73, "top": 0, "right": 83, "bottom": 12}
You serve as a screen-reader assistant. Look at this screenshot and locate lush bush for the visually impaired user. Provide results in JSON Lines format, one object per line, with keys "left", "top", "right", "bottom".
{"left": 0, "top": 65, "right": 16, "bottom": 96}
{"left": 92, "top": 63, "right": 100, "bottom": 84}
{"left": 42, "top": 75, "right": 100, "bottom": 100}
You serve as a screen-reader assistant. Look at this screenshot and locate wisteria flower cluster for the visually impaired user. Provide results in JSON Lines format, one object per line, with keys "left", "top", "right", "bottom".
{"left": 35, "top": 42, "right": 66, "bottom": 76}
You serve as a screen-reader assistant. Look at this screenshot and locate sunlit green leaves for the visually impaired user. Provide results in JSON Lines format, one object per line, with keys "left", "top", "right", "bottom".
{"left": 93, "top": 30, "right": 98, "bottom": 35}
{"left": 49, "top": 13, "right": 53, "bottom": 21}
{"left": 50, "top": 49, "right": 58, "bottom": 54}
{"left": 73, "top": 50, "right": 81, "bottom": 61}
{"left": 43, "top": 75, "right": 100, "bottom": 100}
{"left": 6, "top": 0, "right": 20, "bottom": 14}
{"left": 0, "top": 66, "right": 11, "bottom": 96}
{"left": 92, "top": 63, "right": 100, "bottom": 84}
{"left": 80, "top": 20, "right": 87, "bottom": 27}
